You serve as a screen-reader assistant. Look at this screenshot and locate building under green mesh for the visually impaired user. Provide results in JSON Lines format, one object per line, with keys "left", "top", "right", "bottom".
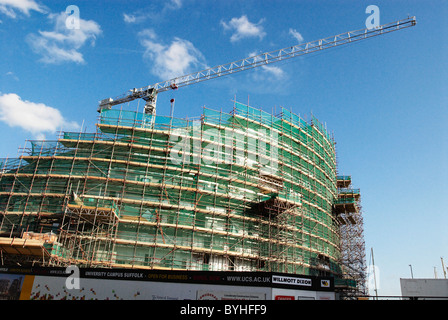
{"left": 0, "top": 101, "right": 364, "bottom": 294}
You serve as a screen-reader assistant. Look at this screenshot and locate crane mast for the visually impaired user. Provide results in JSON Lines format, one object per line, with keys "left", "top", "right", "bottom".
{"left": 98, "top": 16, "right": 416, "bottom": 114}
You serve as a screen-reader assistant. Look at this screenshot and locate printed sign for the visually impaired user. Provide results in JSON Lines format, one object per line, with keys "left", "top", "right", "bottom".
{"left": 197, "top": 290, "right": 266, "bottom": 300}
{"left": 321, "top": 280, "right": 330, "bottom": 288}
{"left": 272, "top": 275, "right": 312, "bottom": 287}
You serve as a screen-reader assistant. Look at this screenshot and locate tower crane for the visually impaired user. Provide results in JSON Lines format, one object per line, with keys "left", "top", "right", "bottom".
{"left": 97, "top": 16, "right": 416, "bottom": 115}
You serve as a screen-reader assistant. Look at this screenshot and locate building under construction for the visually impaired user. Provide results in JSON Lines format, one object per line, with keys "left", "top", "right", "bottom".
{"left": 18, "top": 16, "right": 434, "bottom": 302}
{"left": 0, "top": 100, "right": 366, "bottom": 298}
{"left": 0, "top": 15, "right": 419, "bottom": 300}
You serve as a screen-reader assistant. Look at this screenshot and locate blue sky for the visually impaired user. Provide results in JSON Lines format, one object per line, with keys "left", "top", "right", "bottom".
{"left": 0, "top": 0, "right": 447, "bottom": 297}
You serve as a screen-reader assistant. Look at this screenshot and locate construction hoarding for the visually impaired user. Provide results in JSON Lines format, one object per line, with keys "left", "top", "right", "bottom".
{"left": 0, "top": 266, "right": 334, "bottom": 300}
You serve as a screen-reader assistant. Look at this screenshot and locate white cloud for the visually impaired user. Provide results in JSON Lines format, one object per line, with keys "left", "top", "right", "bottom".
{"left": 123, "top": 13, "right": 136, "bottom": 23}
{"left": 221, "top": 15, "right": 266, "bottom": 42}
{"left": 0, "top": 0, "right": 45, "bottom": 18}
{"left": 246, "top": 51, "right": 286, "bottom": 80}
{"left": 139, "top": 29, "right": 207, "bottom": 80}
{"left": 167, "top": 0, "right": 183, "bottom": 10}
{"left": 123, "top": 13, "right": 145, "bottom": 24}
{"left": 27, "top": 11, "right": 101, "bottom": 64}
{"left": 289, "top": 28, "right": 304, "bottom": 43}
{"left": 261, "top": 65, "right": 285, "bottom": 79}
{"left": 0, "top": 93, "right": 79, "bottom": 138}
{"left": 123, "top": 0, "right": 183, "bottom": 24}
{"left": 5, "top": 71, "right": 19, "bottom": 81}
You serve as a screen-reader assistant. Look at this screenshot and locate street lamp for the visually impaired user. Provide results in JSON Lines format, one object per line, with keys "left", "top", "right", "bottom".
{"left": 409, "top": 264, "right": 414, "bottom": 279}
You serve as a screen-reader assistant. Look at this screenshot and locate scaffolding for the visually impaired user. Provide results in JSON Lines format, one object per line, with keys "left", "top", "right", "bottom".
{"left": 52, "top": 203, "right": 119, "bottom": 267}
{"left": 0, "top": 101, "right": 362, "bottom": 284}
{"left": 334, "top": 176, "right": 367, "bottom": 299}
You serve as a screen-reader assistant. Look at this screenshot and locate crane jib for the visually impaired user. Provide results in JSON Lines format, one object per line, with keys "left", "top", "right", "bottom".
{"left": 97, "top": 16, "right": 416, "bottom": 114}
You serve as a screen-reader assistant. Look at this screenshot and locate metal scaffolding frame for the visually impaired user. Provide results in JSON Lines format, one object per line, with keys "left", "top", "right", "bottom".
{"left": 334, "top": 176, "right": 367, "bottom": 299}
{"left": 0, "top": 101, "right": 365, "bottom": 297}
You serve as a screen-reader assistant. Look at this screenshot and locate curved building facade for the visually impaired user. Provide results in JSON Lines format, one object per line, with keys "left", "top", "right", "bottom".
{"left": 0, "top": 102, "right": 343, "bottom": 277}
